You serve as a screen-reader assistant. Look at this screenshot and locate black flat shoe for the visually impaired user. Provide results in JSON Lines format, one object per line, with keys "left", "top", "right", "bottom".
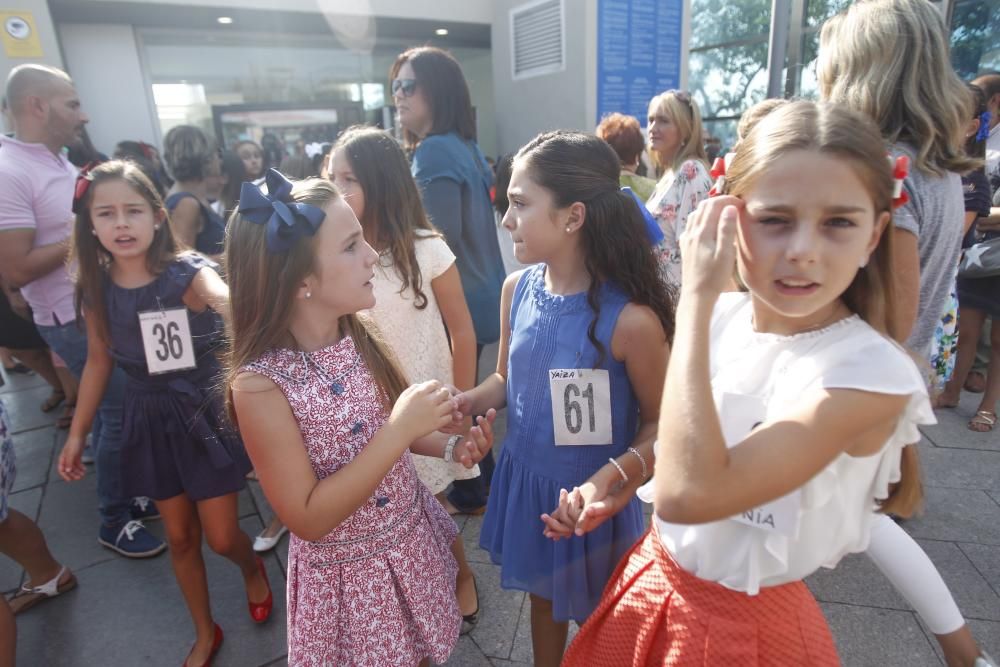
{"left": 460, "top": 577, "right": 479, "bottom": 635}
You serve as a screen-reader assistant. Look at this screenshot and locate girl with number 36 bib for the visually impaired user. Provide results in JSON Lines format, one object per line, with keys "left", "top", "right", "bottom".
{"left": 563, "top": 101, "right": 935, "bottom": 666}
{"left": 445, "top": 131, "right": 675, "bottom": 666}
{"left": 57, "top": 161, "right": 269, "bottom": 667}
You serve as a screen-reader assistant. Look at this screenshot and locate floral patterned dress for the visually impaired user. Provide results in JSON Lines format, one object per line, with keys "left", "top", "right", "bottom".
{"left": 245, "top": 336, "right": 460, "bottom": 666}
{"left": 646, "top": 158, "right": 712, "bottom": 288}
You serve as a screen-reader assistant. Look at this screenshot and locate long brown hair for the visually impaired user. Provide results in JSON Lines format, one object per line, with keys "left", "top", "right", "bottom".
{"left": 333, "top": 126, "right": 439, "bottom": 310}
{"left": 514, "top": 131, "right": 675, "bottom": 364}
{"left": 724, "top": 100, "right": 922, "bottom": 516}
{"left": 71, "top": 160, "right": 181, "bottom": 346}
{"left": 389, "top": 46, "right": 476, "bottom": 151}
{"left": 817, "top": 0, "right": 978, "bottom": 177}
{"left": 223, "top": 178, "right": 408, "bottom": 423}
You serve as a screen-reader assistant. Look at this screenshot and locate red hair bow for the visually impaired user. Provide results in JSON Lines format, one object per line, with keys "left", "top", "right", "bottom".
{"left": 890, "top": 155, "right": 909, "bottom": 209}
{"left": 707, "top": 153, "right": 735, "bottom": 197}
{"left": 72, "top": 161, "right": 103, "bottom": 215}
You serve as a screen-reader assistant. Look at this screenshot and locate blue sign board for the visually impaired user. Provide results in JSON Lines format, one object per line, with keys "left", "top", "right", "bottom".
{"left": 597, "top": 0, "right": 684, "bottom": 126}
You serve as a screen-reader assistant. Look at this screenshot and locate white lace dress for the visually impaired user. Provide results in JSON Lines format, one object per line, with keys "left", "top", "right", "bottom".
{"left": 363, "top": 231, "right": 480, "bottom": 494}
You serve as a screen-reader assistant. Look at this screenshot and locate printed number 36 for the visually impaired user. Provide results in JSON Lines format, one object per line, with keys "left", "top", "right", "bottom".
{"left": 152, "top": 321, "right": 184, "bottom": 361}
{"left": 564, "top": 382, "right": 595, "bottom": 434}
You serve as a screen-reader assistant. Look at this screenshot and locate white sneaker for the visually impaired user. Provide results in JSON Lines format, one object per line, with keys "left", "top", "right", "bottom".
{"left": 253, "top": 524, "right": 288, "bottom": 553}
{"left": 975, "top": 653, "right": 998, "bottom": 667}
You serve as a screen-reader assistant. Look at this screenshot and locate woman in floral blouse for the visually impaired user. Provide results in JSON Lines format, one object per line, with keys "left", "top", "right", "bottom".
{"left": 645, "top": 90, "right": 712, "bottom": 287}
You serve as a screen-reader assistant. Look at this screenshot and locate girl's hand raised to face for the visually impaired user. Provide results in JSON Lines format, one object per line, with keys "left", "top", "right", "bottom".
{"left": 679, "top": 196, "right": 742, "bottom": 298}
{"left": 388, "top": 380, "right": 457, "bottom": 440}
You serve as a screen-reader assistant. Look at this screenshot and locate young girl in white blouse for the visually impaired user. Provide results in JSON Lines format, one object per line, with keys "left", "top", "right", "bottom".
{"left": 563, "top": 100, "right": 935, "bottom": 665}
{"left": 327, "top": 126, "right": 482, "bottom": 633}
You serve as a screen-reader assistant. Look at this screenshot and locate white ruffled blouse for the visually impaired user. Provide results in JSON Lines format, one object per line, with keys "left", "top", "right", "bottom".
{"left": 638, "top": 293, "right": 935, "bottom": 594}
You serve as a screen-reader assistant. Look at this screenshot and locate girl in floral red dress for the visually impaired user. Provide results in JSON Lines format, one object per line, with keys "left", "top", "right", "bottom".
{"left": 223, "top": 170, "right": 495, "bottom": 666}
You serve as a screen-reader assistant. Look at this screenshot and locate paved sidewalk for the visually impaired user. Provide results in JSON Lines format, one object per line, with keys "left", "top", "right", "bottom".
{"left": 4, "top": 350, "right": 999, "bottom": 666}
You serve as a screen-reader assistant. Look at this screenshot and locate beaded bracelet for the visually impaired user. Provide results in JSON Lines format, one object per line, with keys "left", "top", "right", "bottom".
{"left": 608, "top": 457, "right": 628, "bottom": 485}
{"left": 626, "top": 447, "right": 648, "bottom": 480}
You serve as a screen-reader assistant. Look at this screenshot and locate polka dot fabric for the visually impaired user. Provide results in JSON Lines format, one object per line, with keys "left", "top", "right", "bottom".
{"left": 246, "top": 336, "right": 460, "bottom": 666}
{"left": 563, "top": 527, "right": 841, "bottom": 666}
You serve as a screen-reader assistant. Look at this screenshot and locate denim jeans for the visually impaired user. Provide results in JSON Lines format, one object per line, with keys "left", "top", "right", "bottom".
{"left": 36, "top": 319, "right": 130, "bottom": 527}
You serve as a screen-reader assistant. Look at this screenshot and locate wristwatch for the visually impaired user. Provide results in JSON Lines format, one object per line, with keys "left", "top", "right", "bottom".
{"left": 443, "top": 434, "right": 462, "bottom": 463}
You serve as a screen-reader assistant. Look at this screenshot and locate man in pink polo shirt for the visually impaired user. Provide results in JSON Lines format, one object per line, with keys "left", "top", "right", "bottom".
{"left": 0, "top": 64, "right": 164, "bottom": 559}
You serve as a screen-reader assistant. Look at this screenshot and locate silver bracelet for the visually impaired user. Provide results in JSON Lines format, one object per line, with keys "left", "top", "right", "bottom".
{"left": 443, "top": 434, "right": 462, "bottom": 463}
{"left": 608, "top": 457, "right": 628, "bottom": 485}
{"left": 627, "top": 447, "right": 648, "bottom": 480}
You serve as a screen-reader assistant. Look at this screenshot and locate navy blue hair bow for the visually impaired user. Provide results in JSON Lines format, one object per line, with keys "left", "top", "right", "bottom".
{"left": 238, "top": 169, "right": 326, "bottom": 254}
{"left": 977, "top": 111, "right": 991, "bottom": 143}
{"left": 621, "top": 187, "right": 663, "bottom": 245}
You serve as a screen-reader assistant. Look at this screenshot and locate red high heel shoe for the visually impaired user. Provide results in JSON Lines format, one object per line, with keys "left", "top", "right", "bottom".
{"left": 248, "top": 556, "right": 273, "bottom": 624}
{"left": 182, "top": 623, "right": 223, "bottom": 667}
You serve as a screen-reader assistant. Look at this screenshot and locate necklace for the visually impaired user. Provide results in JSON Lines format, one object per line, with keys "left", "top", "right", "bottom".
{"left": 298, "top": 348, "right": 360, "bottom": 396}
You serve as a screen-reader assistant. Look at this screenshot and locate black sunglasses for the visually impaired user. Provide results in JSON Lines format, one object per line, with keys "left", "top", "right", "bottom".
{"left": 391, "top": 78, "right": 417, "bottom": 97}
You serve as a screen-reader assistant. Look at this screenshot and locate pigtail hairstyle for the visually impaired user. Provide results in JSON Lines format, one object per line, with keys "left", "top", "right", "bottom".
{"left": 723, "top": 100, "right": 922, "bottom": 517}
{"left": 333, "top": 126, "right": 439, "bottom": 310}
{"left": 514, "top": 131, "right": 675, "bottom": 366}
{"left": 817, "top": 0, "right": 979, "bottom": 176}
{"left": 71, "top": 160, "right": 180, "bottom": 347}
{"left": 223, "top": 178, "right": 408, "bottom": 424}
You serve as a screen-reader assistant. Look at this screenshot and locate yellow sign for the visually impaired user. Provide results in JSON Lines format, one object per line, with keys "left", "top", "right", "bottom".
{"left": 1, "top": 11, "right": 44, "bottom": 58}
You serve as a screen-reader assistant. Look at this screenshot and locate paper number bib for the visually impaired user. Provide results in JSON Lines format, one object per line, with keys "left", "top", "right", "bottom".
{"left": 549, "top": 369, "right": 613, "bottom": 446}
{"left": 717, "top": 392, "right": 801, "bottom": 538}
{"left": 138, "top": 308, "right": 196, "bottom": 375}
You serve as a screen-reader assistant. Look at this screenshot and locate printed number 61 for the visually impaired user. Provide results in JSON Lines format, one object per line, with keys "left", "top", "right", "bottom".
{"left": 564, "top": 382, "right": 595, "bottom": 434}
{"left": 152, "top": 321, "right": 183, "bottom": 361}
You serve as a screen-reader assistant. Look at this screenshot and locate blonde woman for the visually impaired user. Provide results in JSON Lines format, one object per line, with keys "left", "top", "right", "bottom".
{"left": 644, "top": 90, "right": 712, "bottom": 287}
{"left": 819, "top": 3, "right": 992, "bottom": 665}
{"left": 818, "top": 0, "right": 977, "bottom": 381}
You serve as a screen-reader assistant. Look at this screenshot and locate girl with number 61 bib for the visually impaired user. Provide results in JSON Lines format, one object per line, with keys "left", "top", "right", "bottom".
{"left": 58, "top": 161, "right": 270, "bottom": 667}
{"left": 445, "top": 131, "right": 675, "bottom": 665}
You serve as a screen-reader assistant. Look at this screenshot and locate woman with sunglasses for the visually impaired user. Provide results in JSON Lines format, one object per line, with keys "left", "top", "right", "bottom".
{"left": 645, "top": 90, "right": 712, "bottom": 288}
{"left": 389, "top": 46, "right": 506, "bottom": 518}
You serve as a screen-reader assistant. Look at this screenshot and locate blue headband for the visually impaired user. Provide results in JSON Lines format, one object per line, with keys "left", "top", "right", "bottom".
{"left": 238, "top": 169, "right": 326, "bottom": 254}
{"left": 977, "top": 111, "right": 992, "bottom": 143}
{"left": 621, "top": 187, "right": 664, "bottom": 245}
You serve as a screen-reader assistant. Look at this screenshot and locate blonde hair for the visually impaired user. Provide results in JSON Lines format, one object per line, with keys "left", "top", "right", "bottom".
{"left": 817, "top": 0, "right": 977, "bottom": 176}
{"left": 724, "top": 100, "right": 921, "bottom": 516}
{"left": 647, "top": 90, "right": 709, "bottom": 174}
{"left": 737, "top": 98, "right": 790, "bottom": 142}
{"left": 222, "top": 179, "right": 408, "bottom": 424}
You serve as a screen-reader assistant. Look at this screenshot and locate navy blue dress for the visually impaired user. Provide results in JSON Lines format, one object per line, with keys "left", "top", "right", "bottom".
{"left": 165, "top": 192, "right": 227, "bottom": 256}
{"left": 107, "top": 253, "right": 250, "bottom": 501}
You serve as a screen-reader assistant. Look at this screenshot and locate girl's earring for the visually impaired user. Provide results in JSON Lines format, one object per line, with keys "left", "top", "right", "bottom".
{"left": 153, "top": 225, "right": 160, "bottom": 231}
{"left": 305, "top": 291, "right": 312, "bottom": 299}
{"left": 565, "top": 226, "right": 572, "bottom": 233}
{"left": 859, "top": 255, "right": 869, "bottom": 268}
{"left": 90, "top": 229, "right": 97, "bottom": 236}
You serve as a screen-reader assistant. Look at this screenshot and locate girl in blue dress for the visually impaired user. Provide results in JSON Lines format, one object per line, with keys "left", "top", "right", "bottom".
{"left": 57, "top": 161, "right": 270, "bottom": 667}
{"left": 448, "top": 131, "right": 674, "bottom": 665}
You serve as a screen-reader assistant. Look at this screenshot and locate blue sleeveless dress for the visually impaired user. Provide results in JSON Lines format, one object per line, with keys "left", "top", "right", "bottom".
{"left": 107, "top": 253, "right": 251, "bottom": 501}
{"left": 480, "top": 265, "right": 645, "bottom": 622}
{"left": 165, "top": 192, "right": 227, "bottom": 256}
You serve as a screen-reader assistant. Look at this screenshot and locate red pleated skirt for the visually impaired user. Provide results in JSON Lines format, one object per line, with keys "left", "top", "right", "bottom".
{"left": 562, "top": 526, "right": 840, "bottom": 666}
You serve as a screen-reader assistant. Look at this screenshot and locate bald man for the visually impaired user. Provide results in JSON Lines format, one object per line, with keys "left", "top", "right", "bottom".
{"left": 0, "top": 64, "right": 165, "bottom": 559}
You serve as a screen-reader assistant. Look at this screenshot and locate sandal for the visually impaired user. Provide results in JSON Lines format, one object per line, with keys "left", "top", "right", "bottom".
{"left": 459, "top": 576, "right": 479, "bottom": 635}
{"left": 7, "top": 566, "right": 77, "bottom": 615}
{"left": 969, "top": 410, "right": 997, "bottom": 433}
{"left": 40, "top": 389, "right": 65, "bottom": 413}
{"left": 56, "top": 403, "right": 75, "bottom": 429}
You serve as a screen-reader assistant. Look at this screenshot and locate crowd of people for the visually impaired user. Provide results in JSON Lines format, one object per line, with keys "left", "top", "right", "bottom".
{"left": 0, "top": 0, "right": 998, "bottom": 665}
